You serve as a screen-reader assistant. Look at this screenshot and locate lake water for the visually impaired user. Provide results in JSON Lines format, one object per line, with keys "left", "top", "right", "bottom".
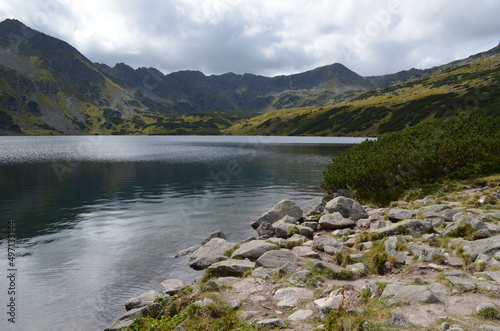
{"left": 0, "top": 135, "right": 367, "bottom": 331}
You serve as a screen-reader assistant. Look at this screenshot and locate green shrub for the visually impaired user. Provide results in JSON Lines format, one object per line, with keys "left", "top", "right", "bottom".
{"left": 322, "top": 111, "right": 500, "bottom": 206}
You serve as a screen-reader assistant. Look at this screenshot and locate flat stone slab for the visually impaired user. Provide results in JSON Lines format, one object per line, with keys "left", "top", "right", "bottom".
{"left": 288, "top": 309, "right": 313, "bottom": 321}
{"left": 381, "top": 284, "right": 440, "bottom": 303}
{"left": 388, "top": 208, "right": 418, "bottom": 221}
{"left": 292, "top": 245, "right": 320, "bottom": 258}
{"left": 273, "top": 287, "right": 314, "bottom": 307}
{"left": 313, "top": 235, "right": 341, "bottom": 251}
{"left": 446, "top": 276, "right": 477, "bottom": 291}
{"left": 231, "top": 240, "right": 277, "bottom": 260}
{"left": 373, "top": 219, "right": 433, "bottom": 236}
{"left": 256, "top": 250, "right": 297, "bottom": 268}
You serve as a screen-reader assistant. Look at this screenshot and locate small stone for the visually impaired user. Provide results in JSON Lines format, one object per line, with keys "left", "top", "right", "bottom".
{"left": 161, "top": 279, "right": 186, "bottom": 295}
{"left": 255, "top": 318, "right": 285, "bottom": 327}
{"left": 201, "top": 230, "right": 226, "bottom": 245}
{"left": 387, "top": 312, "right": 411, "bottom": 328}
{"left": 288, "top": 309, "right": 313, "bottom": 321}
{"left": 251, "top": 267, "right": 270, "bottom": 279}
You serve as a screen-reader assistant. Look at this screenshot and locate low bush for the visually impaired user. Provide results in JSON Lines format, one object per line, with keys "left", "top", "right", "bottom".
{"left": 322, "top": 111, "right": 500, "bottom": 205}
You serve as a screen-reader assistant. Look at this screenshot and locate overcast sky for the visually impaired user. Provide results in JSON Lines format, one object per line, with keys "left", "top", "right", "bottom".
{"left": 1, "top": 0, "right": 499, "bottom": 77}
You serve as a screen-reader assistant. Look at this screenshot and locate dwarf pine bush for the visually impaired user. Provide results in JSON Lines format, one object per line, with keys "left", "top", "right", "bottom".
{"left": 322, "top": 111, "right": 500, "bottom": 206}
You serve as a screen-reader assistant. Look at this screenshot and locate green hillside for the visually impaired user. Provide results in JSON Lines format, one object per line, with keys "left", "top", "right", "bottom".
{"left": 225, "top": 45, "right": 500, "bottom": 137}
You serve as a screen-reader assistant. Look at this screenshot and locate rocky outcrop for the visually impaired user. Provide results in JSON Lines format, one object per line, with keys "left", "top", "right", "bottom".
{"left": 251, "top": 200, "right": 303, "bottom": 229}
{"left": 108, "top": 183, "right": 500, "bottom": 331}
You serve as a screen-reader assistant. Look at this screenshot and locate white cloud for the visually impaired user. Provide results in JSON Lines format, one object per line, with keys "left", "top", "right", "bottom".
{"left": 1, "top": 0, "right": 499, "bottom": 76}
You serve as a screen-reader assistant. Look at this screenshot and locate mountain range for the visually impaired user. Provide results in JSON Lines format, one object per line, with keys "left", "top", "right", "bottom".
{"left": 0, "top": 18, "right": 498, "bottom": 135}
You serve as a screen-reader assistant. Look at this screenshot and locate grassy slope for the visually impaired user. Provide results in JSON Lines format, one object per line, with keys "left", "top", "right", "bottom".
{"left": 224, "top": 52, "right": 500, "bottom": 137}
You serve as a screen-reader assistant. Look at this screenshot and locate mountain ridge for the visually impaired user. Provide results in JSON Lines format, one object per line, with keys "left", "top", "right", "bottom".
{"left": 0, "top": 18, "right": 498, "bottom": 135}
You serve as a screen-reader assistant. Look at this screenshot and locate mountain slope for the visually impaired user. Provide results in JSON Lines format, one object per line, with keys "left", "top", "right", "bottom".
{"left": 0, "top": 18, "right": 498, "bottom": 136}
{"left": 225, "top": 44, "right": 500, "bottom": 136}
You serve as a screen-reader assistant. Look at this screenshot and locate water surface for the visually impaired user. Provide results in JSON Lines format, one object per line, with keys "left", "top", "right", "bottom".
{"left": 0, "top": 135, "right": 365, "bottom": 330}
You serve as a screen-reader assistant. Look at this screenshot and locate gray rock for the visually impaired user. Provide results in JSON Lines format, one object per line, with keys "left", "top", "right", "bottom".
{"left": 387, "top": 312, "right": 411, "bottom": 328}
{"left": 385, "top": 236, "right": 401, "bottom": 256}
{"left": 363, "top": 281, "right": 379, "bottom": 298}
{"left": 241, "top": 311, "right": 260, "bottom": 321}
{"left": 303, "top": 197, "right": 327, "bottom": 215}
{"left": 256, "top": 250, "right": 297, "bottom": 268}
{"left": 292, "top": 245, "right": 320, "bottom": 259}
{"left": 255, "top": 318, "right": 285, "bottom": 327}
{"left": 287, "top": 234, "right": 307, "bottom": 244}
{"left": 332, "top": 229, "right": 354, "bottom": 236}
{"left": 462, "top": 235, "right": 500, "bottom": 261}
{"left": 319, "top": 212, "right": 356, "bottom": 230}
{"left": 388, "top": 208, "right": 418, "bottom": 222}
{"left": 231, "top": 240, "right": 277, "bottom": 260}
{"left": 273, "top": 287, "right": 314, "bottom": 307}
{"left": 325, "top": 196, "right": 368, "bottom": 220}
{"left": 440, "top": 208, "right": 461, "bottom": 221}
{"left": 444, "top": 213, "right": 490, "bottom": 237}
{"left": 480, "top": 324, "right": 500, "bottom": 331}
{"left": 444, "top": 270, "right": 467, "bottom": 277}
{"left": 189, "top": 238, "right": 233, "bottom": 270}
{"left": 476, "top": 302, "right": 499, "bottom": 314}
{"left": 357, "top": 218, "right": 372, "bottom": 228}
{"left": 201, "top": 230, "right": 226, "bottom": 245}
{"left": 256, "top": 221, "right": 274, "bottom": 237}
{"left": 125, "top": 290, "right": 161, "bottom": 311}
{"left": 314, "top": 295, "right": 343, "bottom": 317}
{"left": 105, "top": 305, "right": 157, "bottom": 331}
{"left": 279, "top": 261, "right": 303, "bottom": 274}
{"left": 334, "top": 189, "right": 353, "bottom": 198}
{"left": 313, "top": 261, "right": 347, "bottom": 275}
{"left": 228, "top": 300, "right": 241, "bottom": 309}
{"left": 373, "top": 219, "right": 433, "bottom": 236}
{"left": 291, "top": 270, "right": 312, "bottom": 281}
{"left": 251, "top": 200, "right": 303, "bottom": 229}
{"left": 381, "top": 284, "right": 440, "bottom": 303}
{"left": 161, "top": 279, "right": 186, "bottom": 295}
{"left": 346, "top": 263, "right": 368, "bottom": 276}
{"left": 207, "top": 259, "right": 255, "bottom": 276}
{"left": 420, "top": 204, "right": 449, "bottom": 213}
{"left": 408, "top": 243, "right": 446, "bottom": 262}
{"left": 387, "top": 298, "right": 410, "bottom": 306}
{"left": 445, "top": 276, "right": 477, "bottom": 291}
{"left": 303, "top": 221, "right": 319, "bottom": 230}
{"left": 369, "top": 220, "right": 393, "bottom": 231}
{"left": 272, "top": 220, "right": 313, "bottom": 239}
{"left": 251, "top": 267, "right": 270, "bottom": 279}
{"left": 313, "top": 235, "right": 341, "bottom": 251}
{"left": 173, "top": 245, "right": 200, "bottom": 258}
{"left": 288, "top": 309, "right": 313, "bottom": 321}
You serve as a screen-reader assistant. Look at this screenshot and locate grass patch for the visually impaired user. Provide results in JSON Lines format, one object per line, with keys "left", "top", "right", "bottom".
{"left": 362, "top": 241, "right": 389, "bottom": 275}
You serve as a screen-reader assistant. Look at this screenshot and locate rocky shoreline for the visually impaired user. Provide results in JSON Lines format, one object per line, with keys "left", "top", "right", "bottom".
{"left": 107, "top": 180, "right": 500, "bottom": 331}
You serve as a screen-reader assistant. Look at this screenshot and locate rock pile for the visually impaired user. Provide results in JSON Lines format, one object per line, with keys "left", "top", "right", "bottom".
{"left": 107, "top": 183, "right": 500, "bottom": 330}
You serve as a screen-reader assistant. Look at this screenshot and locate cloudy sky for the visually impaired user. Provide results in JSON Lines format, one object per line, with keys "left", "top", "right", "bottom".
{"left": 1, "top": 0, "right": 499, "bottom": 77}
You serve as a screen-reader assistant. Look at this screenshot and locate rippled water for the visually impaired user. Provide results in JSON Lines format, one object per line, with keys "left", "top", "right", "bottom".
{"left": 0, "top": 135, "right": 366, "bottom": 331}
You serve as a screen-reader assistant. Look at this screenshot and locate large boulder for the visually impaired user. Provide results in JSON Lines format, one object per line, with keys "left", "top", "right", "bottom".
{"left": 319, "top": 212, "right": 356, "bottom": 230}
{"left": 207, "top": 259, "right": 255, "bottom": 277}
{"left": 325, "top": 197, "right": 368, "bottom": 220}
{"left": 251, "top": 200, "right": 303, "bottom": 229}
{"left": 256, "top": 250, "right": 297, "bottom": 268}
{"left": 231, "top": 240, "right": 277, "bottom": 260}
{"left": 302, "top": 197, "right": 327, "bottom": 215}
{"left": 189, "top": 238, "right": 233, "bottom": 270}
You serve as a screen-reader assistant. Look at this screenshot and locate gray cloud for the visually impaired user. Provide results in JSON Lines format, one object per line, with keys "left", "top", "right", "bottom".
{"left": 1, "top": 0, "right": 499, "bottom": 77}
